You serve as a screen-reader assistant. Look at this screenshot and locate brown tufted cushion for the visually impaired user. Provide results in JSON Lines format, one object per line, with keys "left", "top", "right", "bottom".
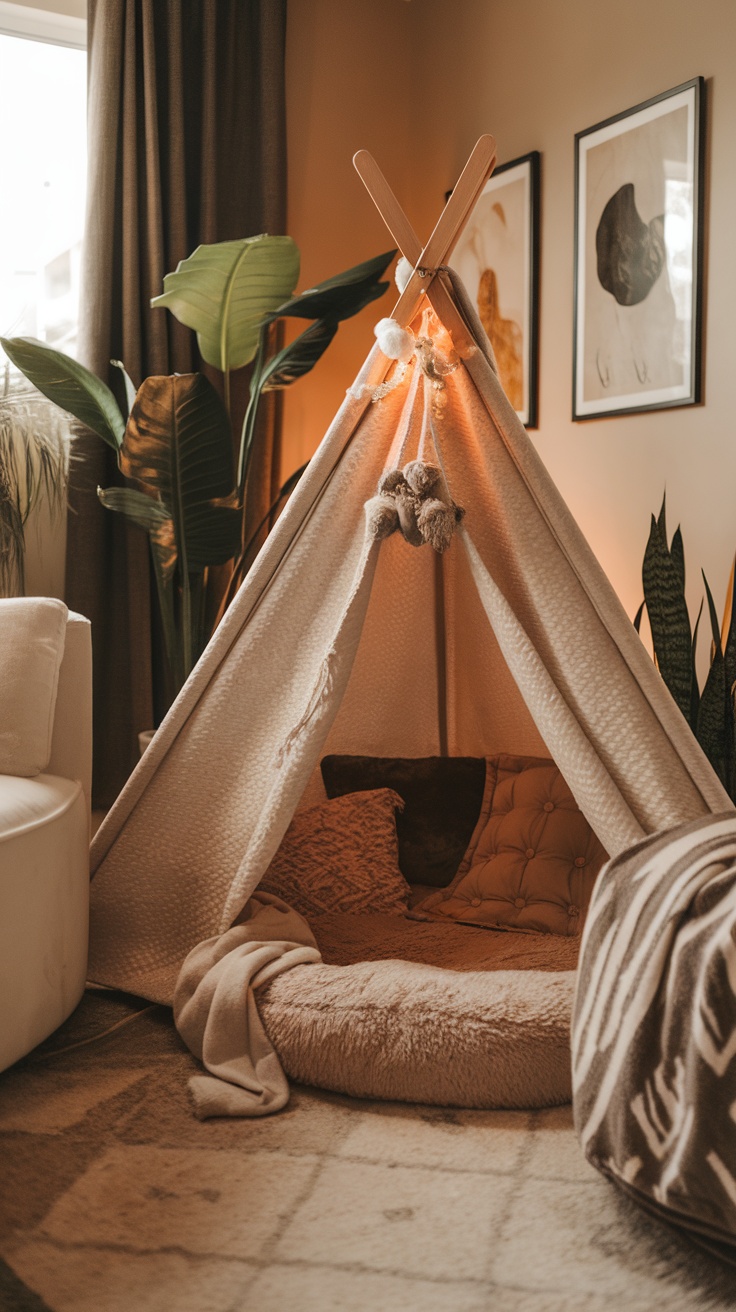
{"left": 414, "top": 755, "right": 607, "bottom": 936}
{"left": 260, "top": 788, "right": 411, "bottom": 918}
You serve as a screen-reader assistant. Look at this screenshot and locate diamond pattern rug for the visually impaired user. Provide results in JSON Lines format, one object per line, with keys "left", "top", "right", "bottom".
{"left": 0, "top": 989, "right": 734, "bottom": 1311}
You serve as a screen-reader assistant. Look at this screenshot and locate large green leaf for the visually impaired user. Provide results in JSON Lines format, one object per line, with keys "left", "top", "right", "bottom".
{"left": 261, "top": 319, "right": 339, "bottom": 391}
{"left": 98, "top": 484, "right": 179, "bottom": 679}
{"left": 97, "top": 485, "right": 176, "bottom": 579}
{"left": 642, "top": 512, "right": 692, "bottom": 720}
{"left": 120, "top": 373, "right": 241, "bottom": 573}
{"left": 110, "top": 360, "right": 137, "bottom": 420}
{"left": 267, "top": 250, "right": 395, "bottom": 323}
{"left": 151, "top": 236, "right": 300, "bottom": 372}
{"left": 0, "top": 336, "right": 125, "bottom": 450}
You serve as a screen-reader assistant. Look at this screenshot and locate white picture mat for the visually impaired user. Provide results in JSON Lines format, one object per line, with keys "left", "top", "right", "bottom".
{"left": 575, "top": 86, "right": 698, "bottom": 418}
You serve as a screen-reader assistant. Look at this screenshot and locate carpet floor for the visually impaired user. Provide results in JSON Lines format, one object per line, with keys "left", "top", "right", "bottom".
{"left": 0, "top": 988, "right": 734, "bottom": 1312}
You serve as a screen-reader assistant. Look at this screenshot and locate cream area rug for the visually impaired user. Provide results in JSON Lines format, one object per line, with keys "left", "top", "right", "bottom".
{"left": 0, "top": 988, "right": 734, "bottom": 1312}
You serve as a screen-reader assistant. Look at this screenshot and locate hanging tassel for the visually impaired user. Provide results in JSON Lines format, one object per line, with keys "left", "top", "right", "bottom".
{"left": 276, "top": 648, "right": 338, "bottom": 768}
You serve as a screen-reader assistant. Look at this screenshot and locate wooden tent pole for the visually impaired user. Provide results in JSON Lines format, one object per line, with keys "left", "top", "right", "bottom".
{"left": 353, "top": 135, "right": 497, "bottom": 346}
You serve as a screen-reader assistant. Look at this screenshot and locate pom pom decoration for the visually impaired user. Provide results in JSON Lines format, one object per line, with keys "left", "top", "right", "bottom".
{"left": 366, "top": 460, "right": 464, "bottom": 554}
{"left": 395, "top": 255, "right": 414, "bottom": 294}
{"left": 416, "top": 498, "right": 457, "bottom": 554}
{"left": 393, "top": 485, "right": 425, "bottom": 547}
{"left": 374, "top": 318, "right": 415, "bottom": 363}
{"left": 378, "top": 468, "right": 407, "bottom": 495}
{"left": 403, "top": 459, "right": 440, "bottom": 497}
{"left": 364, "top": 494, "right": 399, "bottom": 540}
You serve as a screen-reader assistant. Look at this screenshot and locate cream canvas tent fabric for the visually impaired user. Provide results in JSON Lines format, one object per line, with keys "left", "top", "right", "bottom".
{"left": 88, "top": 264, "right": 729, "bottom": 1008}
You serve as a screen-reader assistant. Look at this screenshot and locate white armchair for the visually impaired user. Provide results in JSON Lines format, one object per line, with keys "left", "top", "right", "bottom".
{"left": 0, "top": 600, "right": 92, "bottom": 1071}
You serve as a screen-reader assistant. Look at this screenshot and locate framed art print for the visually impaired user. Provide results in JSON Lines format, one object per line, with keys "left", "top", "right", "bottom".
{"left": 450, "top": 151, "right": 540, "bottom": 427}
{"left": 573, "top": 78, "right": 705, "bottom": 420}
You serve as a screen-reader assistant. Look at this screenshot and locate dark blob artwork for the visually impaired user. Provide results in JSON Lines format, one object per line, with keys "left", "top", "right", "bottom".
{"left": 595, "top": 182, "right": 666, "bottom": 306}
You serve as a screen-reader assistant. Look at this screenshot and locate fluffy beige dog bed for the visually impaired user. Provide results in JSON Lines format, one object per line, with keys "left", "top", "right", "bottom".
{"left": 257, "top": 914, "right": 576, "bottom": 1109}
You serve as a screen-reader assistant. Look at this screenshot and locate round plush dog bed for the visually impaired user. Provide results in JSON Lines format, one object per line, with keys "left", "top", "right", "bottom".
{"left": 258, "top": 914, "right": 577, "bottom": 1108}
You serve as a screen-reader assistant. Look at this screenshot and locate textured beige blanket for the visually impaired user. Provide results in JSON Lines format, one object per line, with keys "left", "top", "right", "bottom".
{"left": 173, "top": 893, "right": 320, "bottom": 1119}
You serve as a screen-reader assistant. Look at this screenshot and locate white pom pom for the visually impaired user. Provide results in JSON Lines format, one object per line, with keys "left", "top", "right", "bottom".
{"left": 374, "top": 317, "right": 415, "bottom": 363}
{"left": 395, "top": 256, "right": 414, "bottom": 293}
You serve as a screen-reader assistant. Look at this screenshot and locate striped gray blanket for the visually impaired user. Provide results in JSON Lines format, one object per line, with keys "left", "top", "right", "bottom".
{"left": 572, "top": 813, "right": 736, "bottom": 1264}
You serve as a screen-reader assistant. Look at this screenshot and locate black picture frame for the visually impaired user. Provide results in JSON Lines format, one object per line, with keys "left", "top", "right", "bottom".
{"left": 450, "top": 151, "right": 540, "bottom": 428}
{"left": 573, "top": 78, "right": 705, "bottom": 421}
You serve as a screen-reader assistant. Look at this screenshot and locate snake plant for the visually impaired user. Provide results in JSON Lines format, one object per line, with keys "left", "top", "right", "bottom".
{"left": 636, "top": 494, "right": 736, "bottom": 798}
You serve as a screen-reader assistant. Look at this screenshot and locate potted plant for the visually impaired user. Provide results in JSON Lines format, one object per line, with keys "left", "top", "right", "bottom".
{"left": 635, "top": 495, "right": 736, "bottom": 798}
{"left": 0, "top": 375, "right": 70, "bottom": 598}
{"left": 1, "top": 237, "right": 395, "bottom": 704}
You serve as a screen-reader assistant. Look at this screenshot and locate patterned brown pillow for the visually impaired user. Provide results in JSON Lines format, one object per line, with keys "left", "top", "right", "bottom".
{"left": 414, "top": 755, "right": 607, "bottom": 936}
{"left": 260, "top": 788, "right": 410, "bottom": 918}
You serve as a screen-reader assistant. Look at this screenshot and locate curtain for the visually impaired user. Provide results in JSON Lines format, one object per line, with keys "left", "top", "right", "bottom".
{"left": 73, "top": 0, "right": 287, "bottom": 806}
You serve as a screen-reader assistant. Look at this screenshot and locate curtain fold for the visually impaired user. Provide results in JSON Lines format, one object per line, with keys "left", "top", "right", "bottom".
{"left": 72, "top": 0, "right": 287, "bottom": 806}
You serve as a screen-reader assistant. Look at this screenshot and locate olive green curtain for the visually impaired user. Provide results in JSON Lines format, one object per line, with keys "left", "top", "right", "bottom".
{"left": 73, "top": 0, "right": 287, "bottom": 806}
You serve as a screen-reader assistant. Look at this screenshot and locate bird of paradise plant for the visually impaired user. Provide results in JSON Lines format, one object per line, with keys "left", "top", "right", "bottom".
{"left": 1, "top": 238, "right": 395, "bottom": 702}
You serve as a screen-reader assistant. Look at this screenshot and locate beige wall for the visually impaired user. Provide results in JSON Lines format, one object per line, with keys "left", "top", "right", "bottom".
{"left": 284, "top": 0, "right": 417, "bottom": 471}
{"left": 286, "top": 0, "right": 736, "bottom": 662}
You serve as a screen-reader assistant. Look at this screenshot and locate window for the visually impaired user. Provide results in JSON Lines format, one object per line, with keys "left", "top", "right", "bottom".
{"left": 0, "top": 3, "right": 87, "bottom": 366}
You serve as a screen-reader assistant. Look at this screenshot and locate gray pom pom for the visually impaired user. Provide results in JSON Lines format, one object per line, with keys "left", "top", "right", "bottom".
{"left": 394, "top": 486, "right": 424, "bottom": 547}
{"left": 378, "top": 468, "right": 406, "bottom": 495}
{"left": 402, "top": 459, "right": 441, "bottom": 497}
{"left": 365, "top": 494, "right": 399, "bottom": 539}
{"left": 417, "top": 498, "right": 456, "bottom": 553}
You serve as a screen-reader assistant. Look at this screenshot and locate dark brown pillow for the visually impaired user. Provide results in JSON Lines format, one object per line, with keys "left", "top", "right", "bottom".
{"left": 320, "top": 755, "right": 486, "bottom": 887}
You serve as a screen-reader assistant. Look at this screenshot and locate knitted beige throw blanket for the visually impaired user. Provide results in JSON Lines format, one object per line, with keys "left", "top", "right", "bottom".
{"left": 173, "top": 894, "right": 321, "bottom": 1119}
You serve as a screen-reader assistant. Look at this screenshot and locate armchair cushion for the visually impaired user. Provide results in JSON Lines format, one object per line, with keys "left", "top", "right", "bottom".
{"left": 0, "top": 597, "right": 68, "bottom": 777}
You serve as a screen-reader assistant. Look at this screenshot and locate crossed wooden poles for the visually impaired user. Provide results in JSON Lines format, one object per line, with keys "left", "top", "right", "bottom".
{"left": 353, "top": 135, "right": 497, "bottom": 347}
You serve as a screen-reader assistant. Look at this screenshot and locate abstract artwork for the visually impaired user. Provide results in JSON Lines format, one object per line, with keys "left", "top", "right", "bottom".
{"left": 450, "top": 152, "right": 540, "bottom": 427}
{"left": 574, "top": 79, "right": 705, "bottom": 420}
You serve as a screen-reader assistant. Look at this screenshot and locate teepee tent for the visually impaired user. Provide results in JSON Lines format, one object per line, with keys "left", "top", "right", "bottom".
{"left": 88, "top": 138, "right": 729, "bottom": 1027}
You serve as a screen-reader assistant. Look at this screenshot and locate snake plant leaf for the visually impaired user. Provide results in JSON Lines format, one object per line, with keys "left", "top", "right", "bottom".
{"left": 260, "top": 320, "right": 339, "bottom": 391}
{"left": 721, "top": 554, "right": 736, "bottom": 705}
{"left": 697, "top": 573, "right": 728, "bottom": 783}
{"left": 120, "top": 373, "right": 241, "bottom": 573}
{"left": 267, "top": 250, "right": 395, "bottom": 323}
{"left": 110, "top": 360, "right": 137, "bottom": 420}
{"left": 697, "top": 574, "right": 728, "bottom": 784}
{"left": 151, "top": 237, "right": 300, "bottom": 372}
{"left": 633, "top": 600, "right": 645, "bottom": 634}
{"left": 690, "top": 598, "right": 703, "bottom": 730}
{"left": 670, "top": 524, "right": 685, "bottom": 592}
{"left": 697, "top": 652, "right": 727, "bottom": 784}
{"left": 642, "top": 512, "right": 692, "bottom": 721}
{"left": 719, "top": 558, "right": 736, "bottom": 800}
{"left": 657, "top": 492, "right": 667, "bottom": 538}
{"left": 0, "top": 336, "right": 125, "bottom": 450}
{"left": 703, "top": 570, "right": 723, "bottom": 660}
